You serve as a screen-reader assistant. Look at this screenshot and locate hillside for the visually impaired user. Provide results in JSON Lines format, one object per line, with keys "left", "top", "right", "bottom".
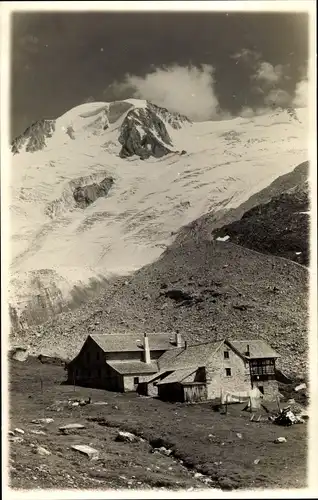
{"left": 213, "top": 178, "right": 309, "bottom": 266}
{"left": 15, "top": 239, "right": 308, "bottom": 378}
{"left": 173, "top": 161, "right": 309, "bottom": 248}
{"left": 9, "top": 100, "right": 308, "bottom": 330}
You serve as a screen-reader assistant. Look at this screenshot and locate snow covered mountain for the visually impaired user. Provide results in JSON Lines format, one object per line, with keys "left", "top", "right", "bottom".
{"left": 9, "top": 99, "right": 308, "bottom": 330}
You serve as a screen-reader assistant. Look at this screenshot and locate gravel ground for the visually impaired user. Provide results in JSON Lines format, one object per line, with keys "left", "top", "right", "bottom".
{"left": 8, "top": 357, "right": 308, "bottom": 492}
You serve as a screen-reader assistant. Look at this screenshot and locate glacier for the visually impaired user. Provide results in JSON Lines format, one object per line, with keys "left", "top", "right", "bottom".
{"left": 8, "top": 99, "right": 308, "bottom": 328}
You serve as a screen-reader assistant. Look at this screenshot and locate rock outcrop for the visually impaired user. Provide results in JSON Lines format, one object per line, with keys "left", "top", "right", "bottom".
{"left": 212, "top": 177, "right": 309, "bottom": 266}
{"left": 118, "top": 107, "right": 174, "bottom": 160}
{"left": 73, "top": 177, "right": 114, "bottom": 209}
{"left": 11, "top": 119, "right": 56, "bottom": 154}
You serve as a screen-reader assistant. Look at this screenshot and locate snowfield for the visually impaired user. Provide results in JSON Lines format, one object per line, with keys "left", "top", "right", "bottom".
{"left": 9, "top": 100, "right": 308, "bottom": 323}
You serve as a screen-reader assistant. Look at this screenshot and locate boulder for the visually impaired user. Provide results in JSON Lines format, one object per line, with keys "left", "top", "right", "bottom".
{"left": 294, "top": 383, "right": 307, "bottom": 392}
{"left": 156, "top": 446, "right": 172, "bottom": 456}
{"left": 34, "top": 446, "right": 51, "bottom": 456}
{"left": 14, "top": 428, "right": 25, "bottom": 435}
{"left": 31, "top": 430, "right": 47, "bottom": 436}
{"left": 116, "top": 431, "right": 139, "bottom": 443}
{"left": 10, "top": 347, "right": 29, "bottom": 362}
{"left": 274, "top": 437, "right": 287, "bottom": 443}
{"left": 32, "top": 418, "right": 54, "bottom": 425}
{"left": 59, "top": 423, "right": 86, "bottom": 434}
{"left": 71, "top": 444, "right": 99, "bottom": 460}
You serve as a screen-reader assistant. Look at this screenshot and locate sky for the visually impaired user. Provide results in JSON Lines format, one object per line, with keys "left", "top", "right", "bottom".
{"left": 11, "top": 10, "right": 309, "bottom": 139}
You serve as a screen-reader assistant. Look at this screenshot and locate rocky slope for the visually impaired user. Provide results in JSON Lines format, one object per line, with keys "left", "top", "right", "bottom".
{"left": 213, "top": 176, "right": 309, "bottom": 266}
{"left": 172, "top": 161, "right": 310, "bottom": 266}
{"left": 14, "top": 237, "right": 308, "bottom": 378}
{"left": 173, "top": 161, "right": 309, "bottom": 246}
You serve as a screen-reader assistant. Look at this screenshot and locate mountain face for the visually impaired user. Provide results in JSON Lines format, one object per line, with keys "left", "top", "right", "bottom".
{"left": 11, "top": 119, "right": 56, "bottom": 154}
{"left": 9, "top": 99, "right": 308, "bottom": 333}
{"left": 172, "top": 161, "right": 310, "bottom": 266}
{"left": 212, "top": 167, "right": 309, "bottom": 266}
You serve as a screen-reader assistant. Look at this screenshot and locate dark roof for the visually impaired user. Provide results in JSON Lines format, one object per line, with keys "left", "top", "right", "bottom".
{"left": 156, "top": 367, "right": 198, "bottom": 385}
{"left": 158, "top": 340, "right": 224, "bottom": 371}
{"left": 228, "top": 340, "right": 280, "bottom": 359}
{"left": 107, "top": 360, "right": 158, "bottom": 375}
{"left": 90, "top": 333, "right": 183, "bottom": 353}
{"left": 144, "top": 369, "right": 174, "bottom": 384}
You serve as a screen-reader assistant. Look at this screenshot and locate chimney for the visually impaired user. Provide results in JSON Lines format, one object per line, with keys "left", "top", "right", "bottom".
{"left": 143, "top": 333, "right": 151, "bottom": 364}
{"left": 175, "top": 332, "right": 183, "bottom": 347}
{"left": 184, "top": 341, "right": 188, "bottom": 350}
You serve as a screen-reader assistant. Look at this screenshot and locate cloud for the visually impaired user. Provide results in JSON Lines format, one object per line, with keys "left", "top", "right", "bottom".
{"left": 239, "top": 106, "right": 270, "bottom": 118}
{"left": 82, "top": 96, "right": 96, "bottom": 103}
{"left": 292, "top": 79, "right": 308, "bottom": 108}
{"left": 239, "top": 106, "right": 256, "bottom": 118}
{"left": 232, "top": 48, "right": 307, "bottom": 113}
{"left": 105, "top": 64, "right": 220, "bottom": 121}
{"left": 264, "top": 88, "right": 292, "bottom": 107}
{"left": 252, "top": 62, "right": 284, "bottom": 85}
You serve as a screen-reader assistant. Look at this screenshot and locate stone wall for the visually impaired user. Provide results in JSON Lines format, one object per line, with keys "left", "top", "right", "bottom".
{"left": 205, "top": 345, "right": 252, "bottom": 399}
{"left": 123, "top": 373, "right": 157, "bottom": 392}
{"left": 253, "top": 378, "right": 279, "bottom": 401}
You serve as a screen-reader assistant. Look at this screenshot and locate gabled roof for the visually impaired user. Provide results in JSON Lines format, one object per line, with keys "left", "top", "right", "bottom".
{"left": 227, "top": 340, "right": 280, "bottom": 359}
{"left": 107, "top": 360, "right": 158, "bottom": 375}
{"left": 156, "top": 367, "right": 198, "bottom": 385}
{"left": 158, "top": 340, "right": 224, "bottom": 371}
{"left": 90, "top": 333, "right": 183, "bottom": 353}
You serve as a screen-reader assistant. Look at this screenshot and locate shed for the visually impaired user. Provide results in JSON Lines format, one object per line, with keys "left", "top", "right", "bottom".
{"left": 156, "top": 366, "right": 207, "bottom": 403}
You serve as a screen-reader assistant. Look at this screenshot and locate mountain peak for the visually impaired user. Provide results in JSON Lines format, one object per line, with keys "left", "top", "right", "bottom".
{"left": 11, "top": 99, "right": 191, "bottom": 156}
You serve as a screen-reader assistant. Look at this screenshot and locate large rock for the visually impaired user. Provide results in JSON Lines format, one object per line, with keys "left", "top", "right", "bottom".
{"left": 34, "top": 446, "right": 51, "bottom": 456}
{"left": 116, "top": 431, "right": 139, "bottom": 443}
{"left": 59, "top": 423, "right": 86, "bottom": 434}
{"left": 10, "top": 347, "right": 29, "bottom": 362}
{"left": 71, "top": 444, "right": 99, "bottom": 460}
{"left": 32, "top": 418, "right": 54, "bottom": 424}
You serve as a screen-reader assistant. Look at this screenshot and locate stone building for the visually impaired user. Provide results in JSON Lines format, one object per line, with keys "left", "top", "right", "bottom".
{"left": 66, "top": 332, "right": 184, "bottom": 392}
{"left": 145, "top": 339, "right": 280, "bottom": 402}
{"left": 66, "top": 333, "right": 280, "bottom": 402}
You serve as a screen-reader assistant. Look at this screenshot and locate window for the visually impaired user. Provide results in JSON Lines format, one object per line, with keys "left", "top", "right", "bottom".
{"left": 224, "top": 351, "right": 229, "bottom": 359}
{"left": 225, "top": 368, "right": 232, "bottom": 377}
{"left": 250, "top": 359, "right": 275, "bottom": 376}
{"left": 134, "top": 377, "right": 139, "bottom": 385}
